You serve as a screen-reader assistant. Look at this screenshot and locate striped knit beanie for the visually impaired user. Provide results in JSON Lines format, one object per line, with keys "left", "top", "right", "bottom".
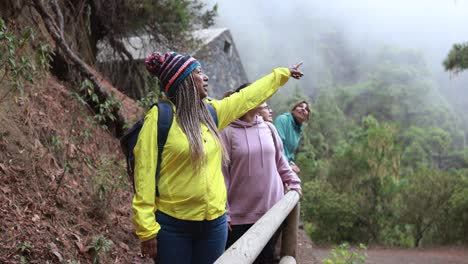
{"left": 145, "top": 51, "right": 201, "bottom": 98}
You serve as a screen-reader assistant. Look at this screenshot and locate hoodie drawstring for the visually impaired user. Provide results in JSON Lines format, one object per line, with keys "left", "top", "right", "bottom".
{"left": 242, "top": 126, "right": 252, "bottom": 175}
{"left": 256, "top": 116, "right": 265, "bottom": 168}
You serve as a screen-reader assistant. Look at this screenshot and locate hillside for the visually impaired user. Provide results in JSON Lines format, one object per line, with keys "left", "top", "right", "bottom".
{"left": 0, "top": 2, "right": 154, "bottom": 260}
{"left": 0, "top": 76, "right": 148, "bottom": 263}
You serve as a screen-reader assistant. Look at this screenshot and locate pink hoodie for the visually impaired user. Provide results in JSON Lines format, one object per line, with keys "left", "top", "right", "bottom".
{"left": 221, "top": 116, "right": 301, "bottom": 225}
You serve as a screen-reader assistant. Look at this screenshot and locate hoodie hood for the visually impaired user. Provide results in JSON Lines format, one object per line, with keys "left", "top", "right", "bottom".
{"left": 230, "top": 116, "right": 265, "bottom": 128}
{"left": 227, "top": 116, "right": 266, "bottom": 172}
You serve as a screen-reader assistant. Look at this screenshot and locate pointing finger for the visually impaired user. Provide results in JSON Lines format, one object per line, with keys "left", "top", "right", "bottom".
{"left": 293, "top": 61, "right": 303, "bottom": 70}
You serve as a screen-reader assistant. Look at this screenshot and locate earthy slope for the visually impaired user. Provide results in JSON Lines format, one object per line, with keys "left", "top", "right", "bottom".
{"left": 0, "top": 77, "right": 148, "bottom": 263}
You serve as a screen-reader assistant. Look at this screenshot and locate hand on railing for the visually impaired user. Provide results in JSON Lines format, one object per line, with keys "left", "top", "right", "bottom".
{"left": 284, "top": 183, "right": 302, "bottom": 200}
{"left": 289, "top": 161, "right": 301, "bottom": 174}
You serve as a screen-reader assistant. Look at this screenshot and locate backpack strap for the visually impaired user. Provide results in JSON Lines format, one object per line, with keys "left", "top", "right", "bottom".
{"left": 155, "top": 101, "right": 173, "bottom": 197}
{"left": 206, "top": 103, "right": 218, "bottom": 127}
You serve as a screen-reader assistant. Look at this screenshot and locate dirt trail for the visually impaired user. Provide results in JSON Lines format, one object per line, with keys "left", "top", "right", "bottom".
{"left": 296, "top": 230, "right": 468, "bottom": 264}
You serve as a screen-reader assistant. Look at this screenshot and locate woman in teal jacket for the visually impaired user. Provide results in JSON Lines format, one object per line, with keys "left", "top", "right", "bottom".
{"left": 134, "top": 51, "right": 303, "bottom": 264}
{"left": 273, "top": 100, "right": 310, "bottom": 173}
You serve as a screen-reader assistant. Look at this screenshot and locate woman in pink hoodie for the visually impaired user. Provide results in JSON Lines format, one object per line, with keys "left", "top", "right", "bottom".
{"left": 221, "top": 85, "right": 301, "bottom": 264}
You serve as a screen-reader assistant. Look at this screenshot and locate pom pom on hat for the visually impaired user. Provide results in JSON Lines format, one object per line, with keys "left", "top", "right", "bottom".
{"left": 145, "top": 51, "right": 201, "bottom": 98}
{"left": 145, "top": 51, "right": 165, "bottom": 76}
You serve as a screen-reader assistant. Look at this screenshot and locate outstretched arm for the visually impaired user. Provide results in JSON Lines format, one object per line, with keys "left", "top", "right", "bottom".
{"left": 211, "top": 63, "right": 304, "bottom": 130}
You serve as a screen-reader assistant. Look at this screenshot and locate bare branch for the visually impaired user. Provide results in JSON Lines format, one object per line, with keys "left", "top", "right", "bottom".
{"left": 51, "top": 0, "right": 64, "bottom": 36}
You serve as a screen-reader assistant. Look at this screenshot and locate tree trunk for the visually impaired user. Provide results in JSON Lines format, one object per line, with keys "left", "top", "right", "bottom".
{"left": 32, "top": 0, "right": 126, "bottom": 136}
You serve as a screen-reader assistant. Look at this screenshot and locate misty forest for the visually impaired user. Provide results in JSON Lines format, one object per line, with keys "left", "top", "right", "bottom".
{"left": 1, "top": 0, "right": 468, "bottom": 262}
{"left": 213, "top": 0, "right": 468, "bottom": 247}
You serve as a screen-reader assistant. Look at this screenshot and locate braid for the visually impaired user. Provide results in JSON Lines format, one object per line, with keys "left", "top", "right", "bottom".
{"left": 172, "top": 73, "right": 228, "bottom": 173}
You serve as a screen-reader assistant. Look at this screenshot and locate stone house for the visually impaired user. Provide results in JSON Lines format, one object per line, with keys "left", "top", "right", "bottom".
{"left": 96, "top": 28, "right": 248, "bottom": 100}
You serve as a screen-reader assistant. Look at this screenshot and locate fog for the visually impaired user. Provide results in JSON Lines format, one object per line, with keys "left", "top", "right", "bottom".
{"left": 203, "top": 0, "right": 468, "bottom": 110}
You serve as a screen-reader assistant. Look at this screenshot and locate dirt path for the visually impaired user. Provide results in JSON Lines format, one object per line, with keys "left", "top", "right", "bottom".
{"left": 296, "top": 230, "right": 468, "bottom": 264}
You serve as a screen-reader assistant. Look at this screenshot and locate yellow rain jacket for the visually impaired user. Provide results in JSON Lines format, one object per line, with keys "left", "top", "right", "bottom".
{"left": 132, "top": 68, "right": 291, "bottom": 241}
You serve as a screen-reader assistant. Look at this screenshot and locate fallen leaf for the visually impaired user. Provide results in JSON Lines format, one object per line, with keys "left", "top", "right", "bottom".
{"left": 119, "top": 241, "right": 130, "bottom": 251}
{"left": 0, "top": 185, "right": 10, "bottom": 194}
{"left": 49, "top": 242, "right": 63, "bottom": 262}
{"left": 9, "top": 165, "right": 25, "bottom": 172}
{"left": 32, "top": 214, "right": 40, "bottom": 222}
{"left": 0, "top": 163, "right": 9, "bottom": 174}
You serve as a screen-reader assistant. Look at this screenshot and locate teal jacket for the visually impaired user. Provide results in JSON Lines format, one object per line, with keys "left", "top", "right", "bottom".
{"left": 273, "top": 112, "right": 302, "bottom": 162}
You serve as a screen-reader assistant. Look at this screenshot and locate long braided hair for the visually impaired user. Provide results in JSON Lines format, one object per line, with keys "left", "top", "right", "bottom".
{"left": 170, "top": 73, "right": 228, "bottom": 173}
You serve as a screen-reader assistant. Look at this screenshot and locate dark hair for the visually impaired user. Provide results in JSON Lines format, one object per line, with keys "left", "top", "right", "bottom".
{"left": 222, "top": 90, "right": 234, "bottom": 98}
{"left": 234, "top": 83, "right": 252, "bottom": 93}
{"left": 222, "top": 83, "right": 252, "bottom": 98}
{"left": 291, "top": 100, "right": 311, "bottom": 120}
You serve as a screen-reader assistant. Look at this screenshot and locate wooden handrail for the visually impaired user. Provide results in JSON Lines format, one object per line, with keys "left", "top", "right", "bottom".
{"left": 215, "top": 191, "right": 300, "bottom": 264}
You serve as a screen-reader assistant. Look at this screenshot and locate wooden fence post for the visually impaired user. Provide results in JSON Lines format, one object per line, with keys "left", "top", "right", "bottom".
{"left": 281, "top": 202, "right": 300, "bottom": 258}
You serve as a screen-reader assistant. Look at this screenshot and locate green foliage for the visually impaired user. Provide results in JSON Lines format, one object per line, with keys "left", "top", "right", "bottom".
{"left": 335, "top": 47, "right": 460, "bottom": 134}
{"left": 302, "top": 180, "right": 359, "bottom": 243}
{"left": 399, "top": 126, "right": 456, "bottom": 170}
{"left": 0, "top": 18, "right": 51, "bottom": 97}
{"left": 80, "top": 79, "right": 99, "bottom": 105}
{"left": 328, "top": 116, "right": 400, "bottom": 191}
{"left": 103, "top": 0, "right": 218, "bottom": 42}
{"left": 90, "top": 156, "right": 126, "bottom": 219}
{"left": 137, "top": 89, "right": 160, "bottom": 110}
{"left": 445, "top": 172, "right": 468, "bottom": 242}
{"left": 50, "top": 134, "right": 63, "bottom": 153}
{"left": 16, "top": 241, "right": 32, "bottom": 264}
{"left": 80, "top": 128, "right": 92, "bottom": 140}
{"left": 401, "top": 142, "right": 428, "bottom": 170}
{"left": 270, "top": 33, "right": 468, "bottom": 248}
{"left": 400, "top": 168, "right": 456, "bottom": 246}
{"left": 444, "top": 42, "right": 468, "bottom": 73}
{"left": 322, "top": 243, "right": 367, "bottom": 264}
{"left": 379, "top": 224, "right": 414, "bottom": 247}
{"left": 314, "top": 92, "right": 347, "bottom": 140}
{"left": 35, "top": 42, "right": 53, "bottom": 75}
{"left": 324, "top": 117, "right": 401, "bottom": 242}
{"left": 79, "top": 79, "right": 121, "bottom": 124}
{"left": 89, "top": 235, "right": 113, "bottom": 264}
{"left": 43, "top": 131, "right": 64, "bottom": 156}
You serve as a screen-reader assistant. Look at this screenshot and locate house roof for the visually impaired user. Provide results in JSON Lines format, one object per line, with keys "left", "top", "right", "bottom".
{"left": 96, "top": 28, "right": 230, "bottom": 63}
{"left": 192, "top": 28, "right": 228, "bottom": 46}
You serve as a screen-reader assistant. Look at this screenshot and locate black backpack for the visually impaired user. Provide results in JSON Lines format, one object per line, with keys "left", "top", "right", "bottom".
{"left": 120, "top": 101, "right": 218, "bottom": 196}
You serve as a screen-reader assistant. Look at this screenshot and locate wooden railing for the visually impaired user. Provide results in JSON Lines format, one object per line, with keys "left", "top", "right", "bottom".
{"left": 215, "top": 191, "right": 301, "bottom": 264}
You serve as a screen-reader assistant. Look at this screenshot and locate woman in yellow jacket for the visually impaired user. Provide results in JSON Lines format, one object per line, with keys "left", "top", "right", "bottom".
{"left": 133, "top": 51, "right": 303, "bottom": 264}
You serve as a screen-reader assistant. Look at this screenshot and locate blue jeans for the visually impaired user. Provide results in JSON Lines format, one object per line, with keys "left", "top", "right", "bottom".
{"left": 155, "top": 211, "right": 228, "bottom": 264}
